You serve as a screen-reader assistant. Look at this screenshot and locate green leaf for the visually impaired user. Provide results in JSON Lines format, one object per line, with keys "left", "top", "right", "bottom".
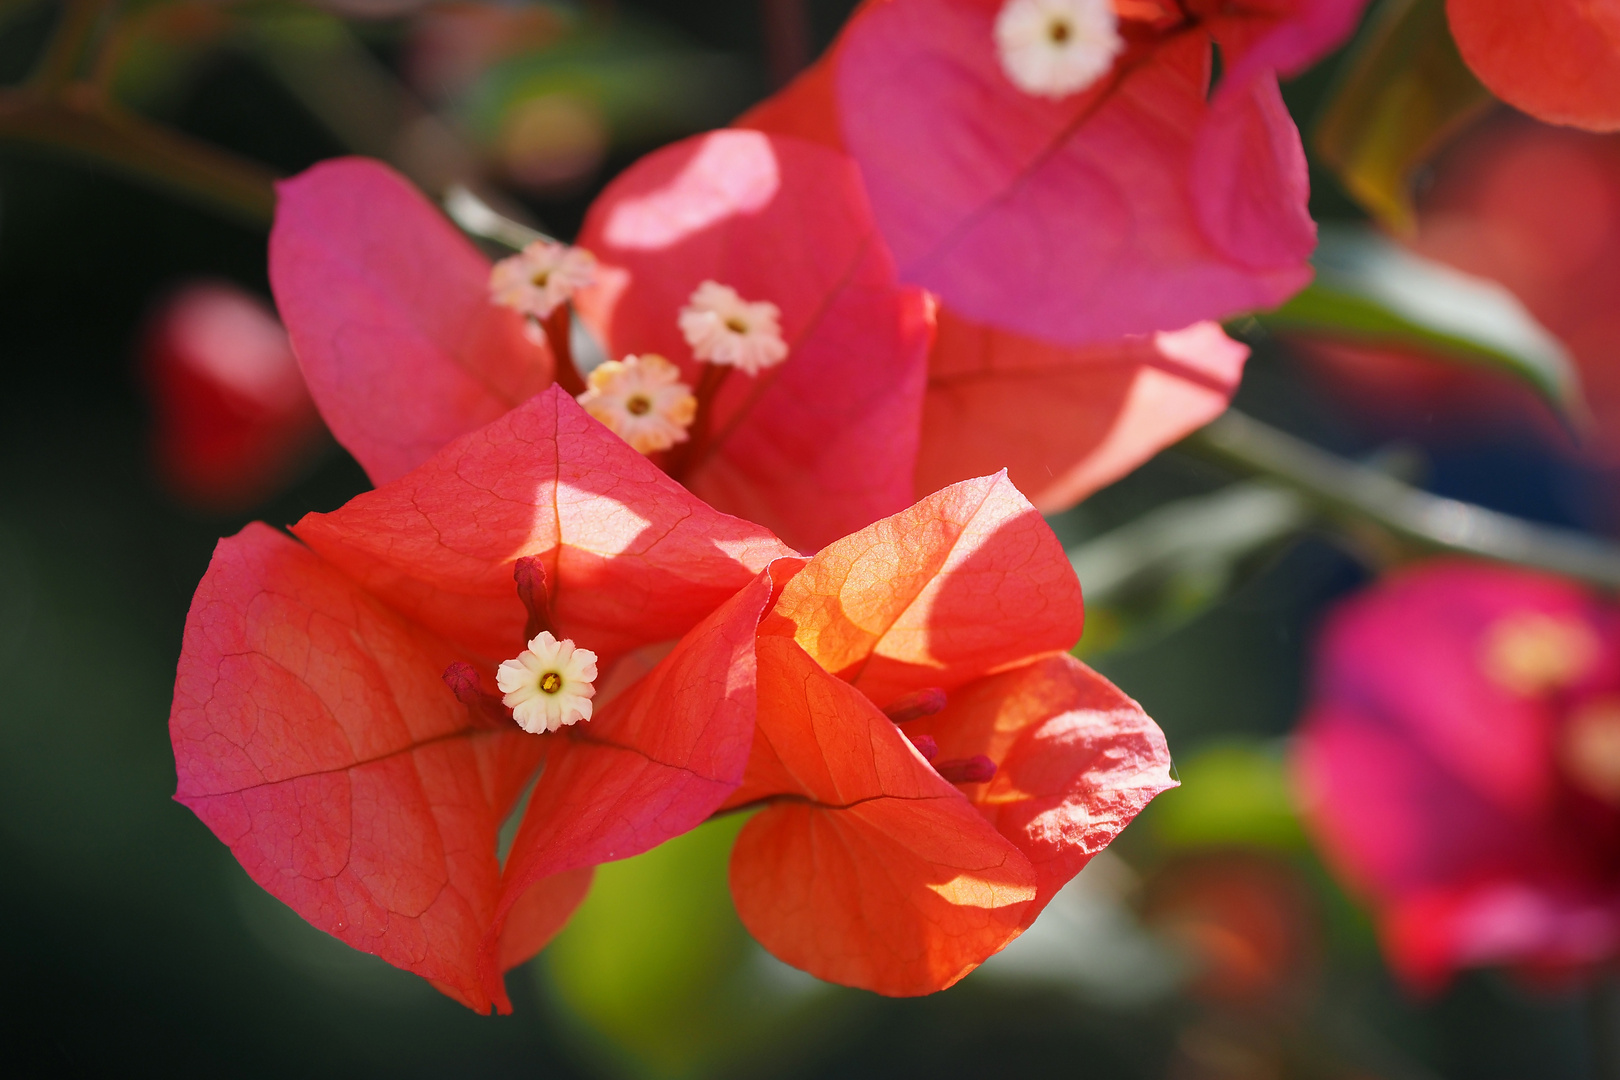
{"left": 1260, "top": 225, "right": 1588, "bottom": 425}
{"left": 540, "top": 815, "right": 838, "bottom": 1080}
{"left": 1071, "top": 483, "right": 1311, "bottom": 658}
{"left": 1147, "top": 741, "right": 1308, "bottom": 852}
{"left": 1313, "top": 0, "right": 1494, "bottom": 234}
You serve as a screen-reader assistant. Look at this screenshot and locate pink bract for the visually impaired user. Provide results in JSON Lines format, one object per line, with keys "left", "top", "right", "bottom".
{"left": 744, "top": 0, "right": 1370, "bottom": 344}
{"left": 1294, "top": 560, "right": 1620, "bottom": 989}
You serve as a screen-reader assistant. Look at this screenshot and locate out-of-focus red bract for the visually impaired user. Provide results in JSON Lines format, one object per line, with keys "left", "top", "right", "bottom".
{"left": 1447, "top": 0, "right": 1620, "bottom": 132}
{"left": 142, "top": 282, "right": 325, "bottom": 510}
{"left": 725, "top": 472, "right": 1177, "bottom": 994}
{"left": 1294, "top": 560, "right": 1620, "bottom": 989}
{"left": 574, "top": 129, "right": 932, "bottom": 552}
{"left": 171, "top": 386, "right": 794, "bottom": 1012}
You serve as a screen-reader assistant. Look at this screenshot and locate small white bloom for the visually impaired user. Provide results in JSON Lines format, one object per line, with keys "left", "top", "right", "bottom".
{"left": 994, "top": 0, "right": 1123, "bottom": 99}
{"left": 488, "top": 240, "right": 597, "bottom": 320}
{"left": 677, "top": 280, "right": 789, "bottom": 376}
{"left": 577, "top": 353, "right": 697, "bottom": 455}
{"left": 496, "top": 631, "right": 599, "bottom": 733}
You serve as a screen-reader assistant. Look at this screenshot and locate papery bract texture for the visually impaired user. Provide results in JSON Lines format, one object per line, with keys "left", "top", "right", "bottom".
{"left": 743, "top": 0, "right": 1359, "bottom": 344}
{"left": 574, "top": 129, "right": 933, "bottom": 552}
{"left": 1448, "top": 0, "right": 1620, "bottom": 132}
{"left": 917, "top": 312, "right": 1248, "bottom": 510}
{"left": 727, "top": 472, "right": 1175, "bottom": 994}
{"left": 172, "top": 386, "right": 793, "bottom": 1012}
{"left": 1294, "top": 560, "right": 1620, "bottom": 989}
{"left": 270, "top": 157, "right": 550, "bottom": 486}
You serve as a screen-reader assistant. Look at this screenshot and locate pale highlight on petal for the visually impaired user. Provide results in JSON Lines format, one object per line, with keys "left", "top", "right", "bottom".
{"left": 496, "top": 631, "right": 599, "bottom": 733}
{"left": 678, "top": 280, "right": 789, "bottom": 375}
{"left": 577, "top": 353, "right": 697, "bottom": 454}
{"left": 489, "top": 240, "right": 597, "bottom": 320}
{"left": 994, "top": 0, "right": 1122, "bottom": 99}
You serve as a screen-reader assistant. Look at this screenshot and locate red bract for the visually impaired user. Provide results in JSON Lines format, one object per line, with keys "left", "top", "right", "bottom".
{"left": 571, "top": 129, "right": 932, "bottom": 552}
{"left": 141, "top": 281, "right": 325, "bottom": 510}
{"left": 723, "top": 472, "right": 1176, "bottom": 994}
{"left": 271, "top": 133, "right": 931, "bottom": 553}
{"left": 917, "top": 311, "right": 1248, "bottom": 510}
{"left": 1293, "top": 560, "right": 1620, "bottom": 989}
{"left": 1448, "top": 0, "right": 1620, "bottom": 133}
{"left": 744, "top": 0, "right": 1367, "bottom": 345}
{"left": 171, "top": 386, "right": 794, "bottom": 1012}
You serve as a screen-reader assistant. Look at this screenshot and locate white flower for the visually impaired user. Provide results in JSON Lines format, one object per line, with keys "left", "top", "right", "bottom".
{"left": 488, "top": 239, "right": 597, "bottom": 320}
{"left": 994, "top": 0, "right": 1123, "bottom": 99}
{"left": 677, "top": 280, "right": 789, "bottom": 376}
{"left": 577, "top": 354, "right": 697, "bottom": 455}
{"left": 496, "top": 631, "right": 599, "bottom": 733}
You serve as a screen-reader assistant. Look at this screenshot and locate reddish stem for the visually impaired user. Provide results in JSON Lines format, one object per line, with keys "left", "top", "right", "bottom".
{"left": 664, "top": 363, "right": 731, "bottom": 481}
{"left": 544, "top": 305, "right": 586, "bottom": 397}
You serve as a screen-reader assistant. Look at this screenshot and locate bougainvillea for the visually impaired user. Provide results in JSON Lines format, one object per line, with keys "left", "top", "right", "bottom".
{"left": 172, "top": 382, "right": 1173, "bottom": 1006}
{"left": 734, "top": 0, "right": 1378, "bottom": 510}
{"left": 1294, "top": 560, "right": 1620, "bottom": 988}
{"left": 141, "top": 281, "right": 325, "bottom": 510}
{"left": 724, "top": 472, "right": 1176, "bottom": 993}
{"left": 270, "top": 131, "right": 930, "bottom": 554}
{"left": 743, "top": 0, "right": 1369, "bottom": 344}
{"left": 1447, "top": 0, "right": 1620, "bottom": 133}
{"left": 171, "top": 386, "right": 794, "bottom": 1012}
{"left": 916, "top": 312, "right": 1249, "bottom": 511}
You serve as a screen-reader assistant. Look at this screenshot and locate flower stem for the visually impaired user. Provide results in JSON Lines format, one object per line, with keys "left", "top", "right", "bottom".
{"left": 28, "top": 0, "right": 111, "bottom": 93}
{"left": 544, "top": 306, "right": 587, "bottom": 398}
{"left": 1180, "top": 409, "right": 1620, "bottom": 588}
{"left": 0, "top": 85, "right": 277, "bottom": 224}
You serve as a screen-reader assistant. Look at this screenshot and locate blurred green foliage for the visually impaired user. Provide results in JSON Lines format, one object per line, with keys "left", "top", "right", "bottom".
{"left": 542, "top": 814, "right": 842, "bottom": 1079}
{"left": 1314, "top": 0, "right": 1492, "bottom": 234}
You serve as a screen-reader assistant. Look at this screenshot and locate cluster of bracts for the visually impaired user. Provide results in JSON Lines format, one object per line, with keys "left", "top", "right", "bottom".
{"left": 169, "top": 0, "right": 1620, "bottom": 1011}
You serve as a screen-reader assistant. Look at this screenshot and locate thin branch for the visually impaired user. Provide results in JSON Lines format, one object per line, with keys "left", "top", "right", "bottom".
{"left": 28, "top": 0, "right": 112, "bottom": 93}
{"left": 1180, "top": 410, "right": 1620, "bottom": 588}
{"left": 0, "top": 86, "right": 276, "bottom": 224}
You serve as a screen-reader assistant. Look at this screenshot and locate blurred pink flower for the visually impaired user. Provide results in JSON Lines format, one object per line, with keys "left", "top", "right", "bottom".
{"left": 1294, "top": 560, "right": 1620, "bottom": 989}
{"left": 141, "top": 281, "right": 325, "bottom": 510}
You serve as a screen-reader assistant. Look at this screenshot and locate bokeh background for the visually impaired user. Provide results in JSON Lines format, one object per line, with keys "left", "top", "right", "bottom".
{"left": 2, "top": 2, "right": 1615, "bottom": 1077}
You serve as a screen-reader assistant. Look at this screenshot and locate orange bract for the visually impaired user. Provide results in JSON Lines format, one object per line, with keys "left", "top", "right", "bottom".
{"left": 727, "top": 473, "right": 1176, "bottom": 994}
{"left": 1448, "top": 0, "right": 1620, "bottom": 132}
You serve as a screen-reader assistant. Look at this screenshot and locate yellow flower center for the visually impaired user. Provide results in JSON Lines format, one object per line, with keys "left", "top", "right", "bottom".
{"left": 1479, "top": 612, "right": 1600, "bottom": 697}
{"left": 1048, "top": 18, "right": 1070, "bottom": 42}
{"left": 1562, "top": 698, "right": 1620, "bottom": 804}
{"left": 725, "top": 317, "right": 748, "bottom": 334}
{"left": 626, "top": 394, "right": 652, "bottom": 416}
{"left": 531, "top": 270, "right": 551, "bottom": 287}
{"left": 540, "top": 671, "right": 563, "bottom": 694}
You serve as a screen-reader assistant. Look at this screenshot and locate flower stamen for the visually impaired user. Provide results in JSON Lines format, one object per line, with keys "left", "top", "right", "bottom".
{"left": 994, "top": 0, "right": 1122, "bottom": 99}
{"left": 496, "top": 631, "right": 599, "bottom": 734}
{"left": 488, "top": 239, "right": 596, "bottom": 321}
{"left": 678, "top": 280, "right": 789, "bottom": 376}
{"left": 578, "top": 354, "right": 697, "bottom": 455}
